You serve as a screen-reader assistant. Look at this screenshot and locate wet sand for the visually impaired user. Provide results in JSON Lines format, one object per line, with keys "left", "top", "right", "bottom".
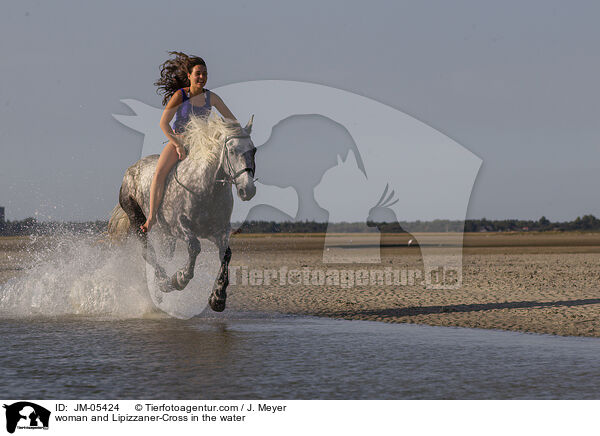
{"left": 2, "top": 233, "right": 600, "bottom": 337}
{"left": 228, "top": 233, "right": 600, "bottom": 337}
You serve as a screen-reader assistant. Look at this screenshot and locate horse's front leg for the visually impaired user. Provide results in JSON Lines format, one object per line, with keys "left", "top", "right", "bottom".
{"left": 209, "top": 233, "right": 231, "bottom": 312}
{"left": 170, "top": 216, "right": 201, "bottom": 291}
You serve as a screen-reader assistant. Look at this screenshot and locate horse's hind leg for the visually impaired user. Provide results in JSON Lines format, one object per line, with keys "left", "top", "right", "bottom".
{"left": 119, "top": 191, "right": 169, "bottom": 287}
{"left": 209, "top": 232, "right": 231, "bottom": 312}
{"left": 162, "top": 236, "right": 176, "bottom": 260}
{"left": 119, "top": 187, "right": 146, "bottom": 235}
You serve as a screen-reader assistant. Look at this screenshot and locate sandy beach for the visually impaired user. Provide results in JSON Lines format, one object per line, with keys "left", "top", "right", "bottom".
{"left": 228, "top": 233, "right": 600, "bottom": 337}
{"left": 2, "top": 232, "right": 600, "bottom": 337}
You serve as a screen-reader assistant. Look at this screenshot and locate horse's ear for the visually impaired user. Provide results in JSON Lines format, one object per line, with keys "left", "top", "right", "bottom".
{"left": 244, "top": 114, "right": 254, "bottom": 134}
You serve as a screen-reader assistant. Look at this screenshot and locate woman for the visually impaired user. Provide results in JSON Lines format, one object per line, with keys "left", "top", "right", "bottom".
{"left": 141, "top": 51, "right": 237, "bottom": 233}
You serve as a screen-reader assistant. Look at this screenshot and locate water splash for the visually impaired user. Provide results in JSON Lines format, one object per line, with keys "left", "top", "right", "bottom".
{"left": 0, "top": 233, "right": 157, "bottom": 319}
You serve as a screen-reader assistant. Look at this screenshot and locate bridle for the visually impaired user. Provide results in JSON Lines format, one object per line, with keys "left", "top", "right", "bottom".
{"left": 217, "top": 134, "right": 256, "bottom": 184}
{"left": 174, "top": 133, "right": 256, "bottom": 196}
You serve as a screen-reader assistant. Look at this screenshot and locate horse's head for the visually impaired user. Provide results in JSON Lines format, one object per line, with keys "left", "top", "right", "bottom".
{"left": 221, "top": 116, "right": 257, "bottom": 201}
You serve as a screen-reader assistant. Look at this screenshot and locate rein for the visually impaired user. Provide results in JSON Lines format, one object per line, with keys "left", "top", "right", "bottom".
{"left": 173, "top": 134, "right": 255, "bottom": 195}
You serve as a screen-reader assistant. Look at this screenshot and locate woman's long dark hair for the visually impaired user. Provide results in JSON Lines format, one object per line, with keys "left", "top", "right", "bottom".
{"left": 155, "top": 51, "right": 207, "bottom": 106}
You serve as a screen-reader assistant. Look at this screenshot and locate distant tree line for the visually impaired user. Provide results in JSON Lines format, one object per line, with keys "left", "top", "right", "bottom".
{"left": 462, "top": 215, "right": 600, "bottom": 232}
{"left": 2, "top": 215, "right": 600, "bottom": 236}
{"left": 234, "top": 220, "right": 464, "bottom": 233}
{"left": 236, "top": 215, "right": 600, "bottom": 233}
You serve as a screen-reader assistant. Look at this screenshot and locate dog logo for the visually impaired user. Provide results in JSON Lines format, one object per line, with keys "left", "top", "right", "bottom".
{"left": 3, "top": 402, "right": 50, "bottom": 433}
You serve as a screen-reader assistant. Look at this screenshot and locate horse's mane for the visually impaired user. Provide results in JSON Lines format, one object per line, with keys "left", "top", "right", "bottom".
{"left": 182, "top": 113, "right": 244, "bottom": 165}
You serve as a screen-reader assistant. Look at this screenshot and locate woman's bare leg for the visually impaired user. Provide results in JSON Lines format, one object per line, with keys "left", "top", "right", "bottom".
{"left": 140, "top": 142, "right": 180, "bottom": 233}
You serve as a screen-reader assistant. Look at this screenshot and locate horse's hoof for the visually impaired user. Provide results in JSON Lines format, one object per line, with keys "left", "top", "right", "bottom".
{"left": 209, "top": 292, "right": 227, "bottom": 312}
{"left": 170, "top": 270, "right": 189, "bottom": 291}
{"left": 159, "top": 284, "right": 175, "bottom": 293}
{"left": 157, "top": 278, "right": 175, "bottom": 293}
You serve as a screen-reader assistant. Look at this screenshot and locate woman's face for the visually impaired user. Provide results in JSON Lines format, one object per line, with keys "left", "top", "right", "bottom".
{"left": 188, "top": 64, "right": 207, "bottom": 88}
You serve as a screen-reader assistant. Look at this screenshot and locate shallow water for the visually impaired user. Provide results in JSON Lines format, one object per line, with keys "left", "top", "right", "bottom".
{"left": 1, "top": 311, "right": 599, "bottom": 399}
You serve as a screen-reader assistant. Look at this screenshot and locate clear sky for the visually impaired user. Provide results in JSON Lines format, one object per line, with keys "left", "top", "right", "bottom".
{"left": 1, "top": 0, "right": 599, "bottom": 221}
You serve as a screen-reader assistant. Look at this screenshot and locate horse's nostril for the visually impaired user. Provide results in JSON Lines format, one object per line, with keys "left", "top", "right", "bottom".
{"left": 238, "top": 188, "right": 245, "bottom": 197}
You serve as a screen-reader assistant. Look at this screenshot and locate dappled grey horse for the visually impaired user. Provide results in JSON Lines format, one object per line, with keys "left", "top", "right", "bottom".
{"left": 108, "top": 115, "right": 256, "bottom": 311}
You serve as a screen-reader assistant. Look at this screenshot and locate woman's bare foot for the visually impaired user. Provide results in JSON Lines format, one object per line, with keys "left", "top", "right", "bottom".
{"left": 140, "top": 216, "right": 156, "bottom": 233}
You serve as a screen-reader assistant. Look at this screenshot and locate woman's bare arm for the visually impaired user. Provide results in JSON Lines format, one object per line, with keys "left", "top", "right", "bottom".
{"left": 159, "top": 91, "right": 184, "bottom": 146}
{"left": 211, "top": 92, "right": 237, "bottom": 122}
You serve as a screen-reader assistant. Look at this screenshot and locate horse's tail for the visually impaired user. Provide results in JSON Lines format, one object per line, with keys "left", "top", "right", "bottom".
{"left": 107, "top": 204, "right": 130, "bottom": 242}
